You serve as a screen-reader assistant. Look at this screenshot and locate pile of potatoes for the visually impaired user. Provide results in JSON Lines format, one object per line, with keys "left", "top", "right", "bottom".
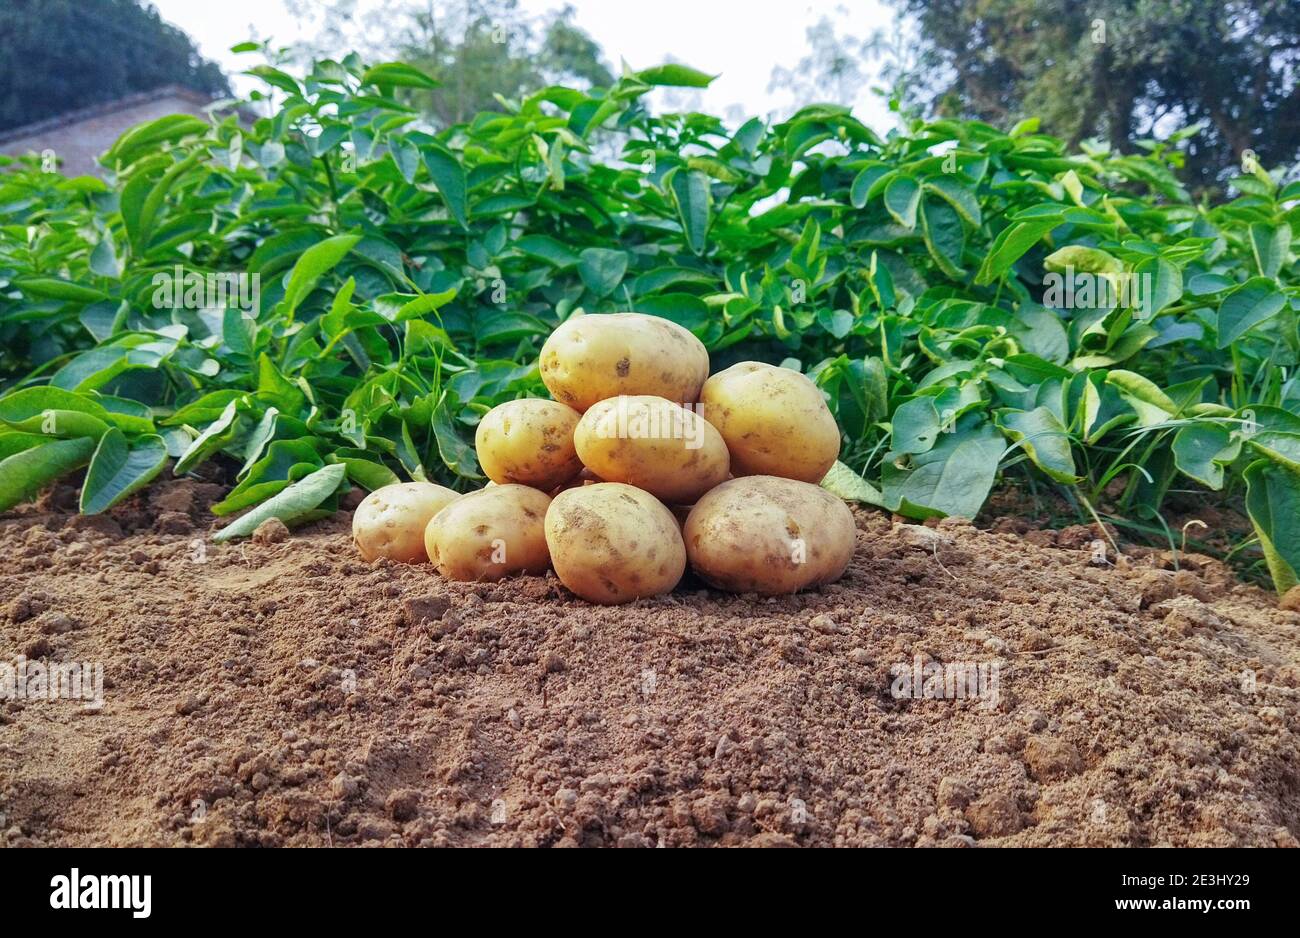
{"left": 352, "top": 312, "right": 857, "bottom": 604}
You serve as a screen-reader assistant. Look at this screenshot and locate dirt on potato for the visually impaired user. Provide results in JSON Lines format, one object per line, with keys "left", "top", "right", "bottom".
{"left": 1, "top": 479, "right": 1298, "bottom": 847}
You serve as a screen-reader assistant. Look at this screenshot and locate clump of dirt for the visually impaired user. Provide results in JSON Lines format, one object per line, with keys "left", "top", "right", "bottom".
{"left": 1, "top": 480, "right": 1298, "bottom": 847}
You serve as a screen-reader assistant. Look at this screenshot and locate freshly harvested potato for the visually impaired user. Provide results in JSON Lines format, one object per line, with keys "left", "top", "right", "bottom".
{"left": 574, "top": 395, "right": 729, "bottom": 504}
{"left": 544, "top": 483, "right": 686, "bottom": 604}
{"left": 475, "top": 398, "right": 583, "bottom": 490}
{"left": 701, "top": 361, "right": 840, "bottom": 483}
{"left": 423, "top": 484, "right": 552, "bottom": 581}
{"left": 684, "top": 476, "right": 855, "bottom": 595}
{"left": 353, "top": 482, "right": 460, "bottom": 563}
{"left": 539, "top": 312, "right": 710, "bottom": 412}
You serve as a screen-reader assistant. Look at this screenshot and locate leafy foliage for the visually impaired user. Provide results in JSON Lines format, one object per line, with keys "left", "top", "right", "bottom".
{"left": 889, "top": 0, "right": 1300, "bottom": 193}
{"left": 1, "top": 54, "right": 1299, "bottom": 591}
{"left": 289, "top": 0, "right": 614, "bottom": 129}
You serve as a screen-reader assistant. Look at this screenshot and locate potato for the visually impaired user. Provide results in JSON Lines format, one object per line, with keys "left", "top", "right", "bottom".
{"left": 475, "top": 398, "right": 583, "bottom": 490}
{"left": 353, "top": 482, "right": 460, "bottom": 563}
{"left": 574, "top": 395, "right": 729, "bottom": 504}
{"left": 701, "top": 361, "right": 840, "bottom": 482}
{"left": 423, "top": 484, "right": 552, "bottom": 581}
{"left": 684, "top": 476, "right": 855, "bottom": 595}
{"left": 539, "top": 312, "right": 710, "bottom": 412}
{"left": 544, "top": 483, "right": 686, "bottom": 604}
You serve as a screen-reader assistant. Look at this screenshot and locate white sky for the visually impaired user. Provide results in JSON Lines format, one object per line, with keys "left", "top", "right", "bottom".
{"left": 150, "top": 0, "right": 898, "bottom": 131}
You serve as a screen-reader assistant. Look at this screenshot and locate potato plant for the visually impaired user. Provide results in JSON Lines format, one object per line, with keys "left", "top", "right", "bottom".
{"left": 1, "top": 53, "right": 1298, "bottom": 590}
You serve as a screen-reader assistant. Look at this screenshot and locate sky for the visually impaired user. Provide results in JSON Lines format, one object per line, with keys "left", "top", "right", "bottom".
{"left": 150, "top": 0, "right": 899, "bottom": 131}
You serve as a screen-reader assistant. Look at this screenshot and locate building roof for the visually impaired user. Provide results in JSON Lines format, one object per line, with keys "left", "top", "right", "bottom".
{"left": 0, "top": 85, "right": 219, "bottom": 146}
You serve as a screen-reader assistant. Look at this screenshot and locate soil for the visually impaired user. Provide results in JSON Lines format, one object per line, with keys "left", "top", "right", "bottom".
{"left": 1, "top": 479, "right": 1298, "bottom": 848}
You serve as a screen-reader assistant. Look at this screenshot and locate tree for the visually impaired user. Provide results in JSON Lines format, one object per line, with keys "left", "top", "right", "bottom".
{"left": 767, "top": 15, "right": 883, "bottom": 110}
{"left": 0, "top": 0, "right": 230, "bottom": 133}
{"left": 889, "top": 0, "right": 1300, "bottom": 191}
{"left": 289, "top": 0, "right": 614, "bottom": 128}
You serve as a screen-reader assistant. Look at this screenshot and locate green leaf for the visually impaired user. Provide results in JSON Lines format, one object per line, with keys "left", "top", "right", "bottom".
{"left": 883, "top": 423, "right": 1005, "bottom": 520}
{"left": 377, "top": 289, "right": 458, "bottom": 323}
{"left": 1246, "top": 432, "right": 1300, "bottom": 475}
{"left": 104, "top": 114, "right": 208, "bottom": 168}
{"left": 920, "top": 198, "right": 965, "bottom": 277}
{"left": 890, "top": 397, "right": 941, "bottom": 455}
{"left": 635, "top": 63, "right": 716, "bottom": 87}
{"left": 923, "top": 175, "right": 981, "bottom": 227}
{"left": 256, "top": 353, "right": 306, "bottom": 412}
{"left": 0, "top": 387, "right": 112, "bottom": 438}
{"left": 212, "top": 463, "right": 346, "bottom": 542}
{"left": 361, "top": 62, "right": 440, "bottom": 89}
{"left": 637, "top": 293, "right": 713, "bottom": 339}
{"left": 89, "top": 237, "right": 122, "bottom": 279}
{"left": 249, "top": 229, "right": 325, "bottom": 278}
{"left": 422, "top": 144, "right": 469, "bottom": 229}
{"left": 0, "top": 437, "right": 97, "bottom": 512}
{"left": 173, "top": 399, "right": 241, "bottom": 475}
{"left": 79, "top": 429, "right": 168, "bottom": 514}
{"left": 119, "top": 169, "right": 154, "bottom": 252}
{"left": 850, "top": 164, "right": 890, "bottom": 209}
{"left": 223, "top": 307, "right": 258, "bottom": 358}
{"left": 237, "top": 408, "right": 282, "bottom": 478}
{"left": 633, "top": 267, "right": 717, "bottom": 296}
{"left": 49, "top": 346, "right": 137, "bottom": 393}
{"left": 997, "top": 407, "right": 1078, "bottom": 483}
{"left": 1187, "top": 272, "right": 1234, "bottom": 296}
{"left": 516, "top": 235, "right": 579, "bottom": 268}
{"left": 1044, "top": 245, "right": 1122, "bottom": 274}
{"left": 0, "top": 387, "right": 110, "bottom": 422}
{"left": 1244, "top": 460, "right": 1300, "bottom": 594}
{"left": 1008, "top": 303, "right": 1069, "bottom": 363}
{"left": 883, "top": 175, "right": 921, "bottom": 228}
{"left": 1217, "top": 277, "right": 1286, "bottom": 348}
{"left": 282, "top": 233, "right": 362, "bottom": 319}
{"left": 80, "top": 300, "right": 128, "bottom": 342}
{"left": 94, "top": 397, "right": 156, "bottom": 436}
{"left": 389, "top": 135, "right": 421, "bottom": 183}
{"left": 1133, "top": 256, "right": 1182, "bottom": 317}
{"left": 820, "top": 460, "right": 885, "bottom": 506}
{"left": 577, "top": 248, "right": 629, "bottom": 297}
{"left": 246, "top": 65, "right": 302, "bottom": 95}
{"left": 1172, "top": 423, "right": 1241, "bottom": 489}
{"left": 431, "top": 398, "right": 482, "bottom": 480}
{"left": 330, "top": 455, "right": 400, "bottom": 491}
{"left": 1249, "top": 223, "right": 1288, "bottom": 279}
{"left": 133, "top": 148, "right": 205, "bottom": 251}
{"left": 1080, "top": 374, "right": 1136, "bottom": 442}
{"left": 3, "top": 409, "right": 110, "bottom": 440}
{"left": 0, "top": 432, "right": 50, "bottom": 461}
{"left": 14, "top": 278, "right": 108, "bottom": 303}
{"left": 668, "top": 168, "right": 711, "bottom": 255}
{"left": 1105, "top": 370, "right": 1181, "bottom": 426}
{"left": 975, "top": 213, "right": 1062, "bottom": 285}
{"left": 214, "top": 438, "right": 324, "bottom": 516}
{"left": 161, "top": 391, "right": 245, "bottom": 428}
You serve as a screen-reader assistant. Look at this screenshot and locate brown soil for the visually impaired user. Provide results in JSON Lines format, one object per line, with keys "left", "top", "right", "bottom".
{"left": 1, "top": 479, "right": 1298, "bottom": 848}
